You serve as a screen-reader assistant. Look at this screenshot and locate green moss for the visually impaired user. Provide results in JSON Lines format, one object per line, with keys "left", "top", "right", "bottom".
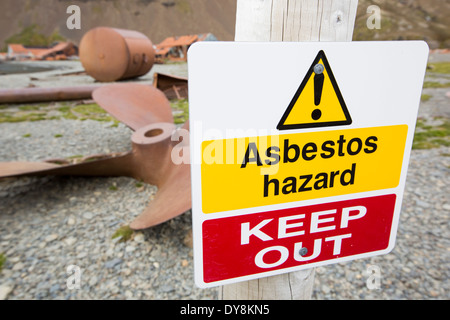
{"left": 176, "top": 0, "right": 191, "bottom": 14}
{"left": 135, "top": 182, "right": 144, "bottom": 188}
{"left": 18, "top": 104, "right": 43, "bottom": 111}
{"left": 92, "top": 4, "right": 103, "bottom": 14}
{"left": 0, "top": 102, "right": 118, "bottom": 123}
{"left": 112, "top": 225, "right": 133, "bottom": 243}
{"left": 58, "top": 105, "right": 78, "bottom": 120}
{"left": 0, "top": 111, "right": 46, "bottom": 122}
{"left": 413, "top": 119, "right": 450, "bottom": 149}
{"left": 67, "top": 155, "right": 83, "bottom": 159}
{"left": 427, "top": 62, "right": 450, "bottom": 74}
{"left": 171, "top": 99, "right": 189, "bottom": 125}
{"left": 54, "top": 134, "right": 63, "bottom": 138}
{"left": 2, "top": 24, "right": 66, "bottom": 51}
{"left": 423, "top": 81, "right": 450, "bottom": 88}
{"left": 109, "top": 120, "right": 120, "bottom": 128}
{"left": 72, "top": 103, "right": 116, "bottom": 122}
{"left": 72, "top": 103, "right": 106, "bottom": 115}
{"left": 22, "top": 133, "right": 31, "bottom": 138}
{"left": 0, "top": 253, "right": 6, "bottom": 272}
{"left": 421, "top": 94, "right": 432, "bottom": 102}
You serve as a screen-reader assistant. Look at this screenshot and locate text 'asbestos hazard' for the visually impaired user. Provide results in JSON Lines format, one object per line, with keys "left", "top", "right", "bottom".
{"left": 201, "top": 125, "right": 407, "bottom": 214}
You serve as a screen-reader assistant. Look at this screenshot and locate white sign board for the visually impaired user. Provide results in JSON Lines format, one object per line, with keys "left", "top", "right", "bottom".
{"left": 188, "top": 41, "right": 428, "bottom": 288}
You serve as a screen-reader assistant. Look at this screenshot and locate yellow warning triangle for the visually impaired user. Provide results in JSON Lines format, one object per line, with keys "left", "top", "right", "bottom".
{"left": 277, "top": 50, "right": 352, "bottom": 130}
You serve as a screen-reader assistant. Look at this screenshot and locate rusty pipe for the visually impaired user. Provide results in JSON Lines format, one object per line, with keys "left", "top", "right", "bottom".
{"left": 0, "top": 85, "right": 102, "bottom": 104}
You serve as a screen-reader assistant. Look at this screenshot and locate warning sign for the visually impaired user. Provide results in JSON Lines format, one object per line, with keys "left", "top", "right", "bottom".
{"left": 277, "top": 50, "right": 352, "bottom": 130}
{"left": 188, "top": 41, "right": 429, "bottom": 288}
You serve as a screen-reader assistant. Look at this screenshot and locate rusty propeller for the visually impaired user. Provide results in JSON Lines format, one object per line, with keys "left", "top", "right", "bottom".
{"left": 0, "top": 84, "right": 191, "bottom": 229}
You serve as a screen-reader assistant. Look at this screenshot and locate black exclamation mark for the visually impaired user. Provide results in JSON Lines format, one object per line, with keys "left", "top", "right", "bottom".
{"left": 312, "top": 63, "right": 324, "bottom": 121}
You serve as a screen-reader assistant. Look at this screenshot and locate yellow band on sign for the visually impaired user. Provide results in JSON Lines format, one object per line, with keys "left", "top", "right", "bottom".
{"left": 201, "top": 125, "right": 408, "bottom": 214}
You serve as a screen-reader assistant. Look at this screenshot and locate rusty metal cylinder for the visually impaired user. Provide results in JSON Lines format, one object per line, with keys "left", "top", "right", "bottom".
{"left": 79, "top": 27, "right": 155, "bottom": 82}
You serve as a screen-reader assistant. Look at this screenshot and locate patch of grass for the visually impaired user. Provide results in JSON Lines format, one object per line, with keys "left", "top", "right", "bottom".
{"left": 108, "top": 181, "right": 119, "bottom": 191}
{"left": 57, "top": 105, "right": 77, "bottom": 120}
{"left": 135, "top": 182, "right": 144, "bottom": 188}
{"left": 0, "top": 253, "right": 6, "bottom": 272}
{"left": 67, "top": 155, "right": 83, "bottom": 159}
{"left": 171, "top": 99, "right": 189, "bottom": 125}
{"left": 22, "top": 133, "right": 31, "bottom": 138}
{"left": 423, "top": 81, "right": 450, "bottom": 88}
{"left": 421, "top": 94, "right": 432, "bottom": 102}
{"left": 54, "top": 134, "right": 63, "bottom": 138}
{"left": 18, "top": 104, "right": 43, "bottom": 111}
{"left": 92, "top": 4, "right": 103, "bottom": 14}
{"left": 413, "top": 119, "right": 450, "bottom": 149}
{"left": 111, "top": 225, "right": 134, "bottom": 243}
{"left": 109, "top": 120, "right": 120, "bottom": 128}
{"left": 427, "top": 62, "right": 450, "bottom": 74}
{"left": 176, "top": 0, "right": 192, "bottom": 14}
{"left": 2, "top": 24, "right": 66, "bottom": 50}
{"left": 72, "top": 103, "right": 105, "bottom": 115}
{"left": 0, "top": 111, "right": 47, "bottom": 123}
{"left": 72, "top": 103, "right": 116, "bottom": 122}
{"left": 416, "top": 120, "right": 433, "bottom": 130}
{"left": 0, "top": 102, "right": 118, "bottom": 123}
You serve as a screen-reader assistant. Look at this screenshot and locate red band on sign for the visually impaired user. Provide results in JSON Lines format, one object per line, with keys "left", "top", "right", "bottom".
{"left": 202, "top": 194, "right": 396, "bottom": 283}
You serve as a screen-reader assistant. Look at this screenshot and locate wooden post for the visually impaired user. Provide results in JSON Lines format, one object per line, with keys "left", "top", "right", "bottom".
{"left": 220, "top": 0, "right": 359, "bottom": 300}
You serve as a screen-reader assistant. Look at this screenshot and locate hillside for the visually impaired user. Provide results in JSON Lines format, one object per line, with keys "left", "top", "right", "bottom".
{"left": 0, "top": 0, "right": 449, "bottom": 49}
{"left": 0, "top": 0, "right": 237, "bottom": 47}
{"left": 354, "top": 0, "right": 450, "bottom": 48}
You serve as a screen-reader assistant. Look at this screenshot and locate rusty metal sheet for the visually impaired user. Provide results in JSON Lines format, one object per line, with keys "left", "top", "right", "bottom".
{"left": 92, "top": 84, "right": 173, "bottom": 130}
{"left": 152, "top": 72, "right": 188, "bottom": 100}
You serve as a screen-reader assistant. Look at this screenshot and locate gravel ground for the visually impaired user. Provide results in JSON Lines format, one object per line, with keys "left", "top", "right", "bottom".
{"left": 0, "top": 55, "right": 449, "bottom": 300}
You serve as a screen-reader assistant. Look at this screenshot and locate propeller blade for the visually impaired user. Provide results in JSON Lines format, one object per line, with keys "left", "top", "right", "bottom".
{"left": 129, "top": 121, "right": 191, "bottom": 229}
{"left": 92, "top": 84, "right": 174, "bottom": 131}
{"left": 0, "top": 162, "right": 61, "bottom": 177}
{"left": 0, "top": 153, "right": 134, "bottom": 179}
{"left": 1, "top": 81, "right": 191, "bottom": 230}
{"left": 129, "top": 159, "right": 191, "bottom": 230}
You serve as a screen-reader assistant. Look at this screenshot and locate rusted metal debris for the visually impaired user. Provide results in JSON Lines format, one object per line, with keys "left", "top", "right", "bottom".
{"left": 80, "top": 27, "right": 155, "bottom": 82}
{"left": 0, "top": 85, "right": 102, "bottom": 104}
{"left": 0, "top": 84, "right": 191, "bottom": 229}
{"left": 5, "top": 42, "right": 78, "bottom": 61}
{"left": 155, "top": 33, "right": 216, "bottom": 63}
{"left": 0, "top": 73, "right": 186, "bottom": 104}
{"left": 152, "top": 72, "right": 188, "bottom": 100}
